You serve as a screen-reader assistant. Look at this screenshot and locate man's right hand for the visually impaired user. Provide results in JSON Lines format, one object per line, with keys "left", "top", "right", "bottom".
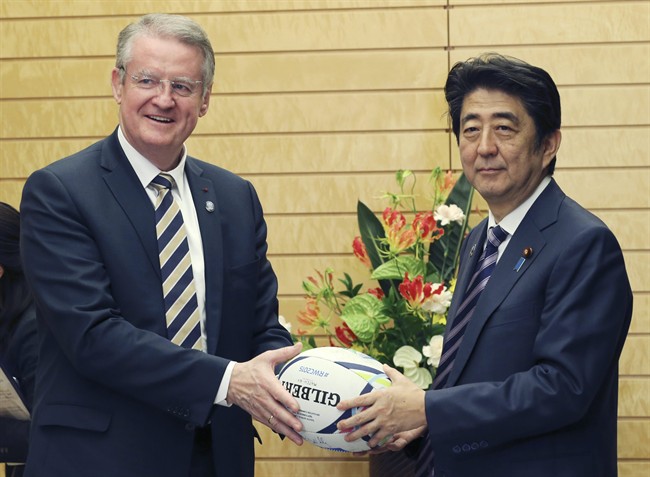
{"left": 227, "top": 343, "right": 304, "bottom": 445}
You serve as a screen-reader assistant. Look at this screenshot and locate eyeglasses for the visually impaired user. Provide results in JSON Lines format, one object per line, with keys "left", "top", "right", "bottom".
{"left": 124, "top": 69, "right": 203, "bottom": 97}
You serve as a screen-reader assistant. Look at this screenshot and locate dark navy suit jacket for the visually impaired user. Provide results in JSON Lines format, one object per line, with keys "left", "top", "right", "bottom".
{"left": 20, "top": 130, "right": 292, "bottom": 477}
{"left": 424, "top": 179, "right": 632, "bottom": 477}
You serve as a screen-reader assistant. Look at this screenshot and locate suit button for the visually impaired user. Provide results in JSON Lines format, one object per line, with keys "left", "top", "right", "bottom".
{"left": 462, "top": 444, "right": 471, "bottom": 452}
{"left": 185, "top": 423, "right": 196, "bottom": 431}
{"left": 471, "top": 442, "right": 479, "bottom": 450}
{"left": 480, "top": 440, "right": 488, "bottom": 448}
{"left": 452, "top": 445, "right": 461, "bottom": 454}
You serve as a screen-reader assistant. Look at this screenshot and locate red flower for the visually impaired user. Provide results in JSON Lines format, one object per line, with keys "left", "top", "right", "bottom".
{"left": 297, "top": 297, "right": 320, "bottom": 326}
{"left": 398, "top": 273, "right": 444, "bottom": 309}
{"left": 413, "top": 211, "right": 444, "bottom": 244}
{"left": 352, "top": 236, "right": 372, "bottom": 268}
{"left": 368, "top": 287, "right": 385, "bottom": 300}
{"left": 382, "top": 207, "right": 416, "bottom": 252}
{"left": 334, "top": 322, "right": 358, "bottom": 347}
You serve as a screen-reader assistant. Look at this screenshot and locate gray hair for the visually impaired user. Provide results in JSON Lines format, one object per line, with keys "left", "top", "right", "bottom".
{"left": 115, "top": 13, "right": 215, "bottom": 98}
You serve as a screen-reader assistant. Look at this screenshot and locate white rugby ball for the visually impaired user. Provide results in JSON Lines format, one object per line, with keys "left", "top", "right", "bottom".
{"left": 277, "top": 346, "right": 391, "bottom": 452}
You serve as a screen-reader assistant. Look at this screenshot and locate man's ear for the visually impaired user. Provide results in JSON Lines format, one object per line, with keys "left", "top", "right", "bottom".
{"left": 198, "top": 84, "right": 212, "bottom": 117}
{"left": 111, "top": 68, "right": 124, "bottom": 105}
{"left": 542, "top": 129, "right": 562, "bottom": 169}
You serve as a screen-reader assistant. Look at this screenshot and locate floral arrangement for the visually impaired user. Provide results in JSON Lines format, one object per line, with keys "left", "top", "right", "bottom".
{"left": 291, "top": 168, "right": 473, "bottom": 389}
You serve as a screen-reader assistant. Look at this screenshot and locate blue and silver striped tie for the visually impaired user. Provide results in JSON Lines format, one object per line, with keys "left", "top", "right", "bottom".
{"left": 150, "top": 173, "right": 201, "bottom": 350}
{"left": 415, "top": 225, "right": 508, "bottom": 476}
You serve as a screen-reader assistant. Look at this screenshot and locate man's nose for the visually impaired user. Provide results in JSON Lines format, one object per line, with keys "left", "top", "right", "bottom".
{"left": 477, "top": 130, "right": 497, "bottom": 156}
{"left": 152, "top": 80, "right": 175, "bottom": 105}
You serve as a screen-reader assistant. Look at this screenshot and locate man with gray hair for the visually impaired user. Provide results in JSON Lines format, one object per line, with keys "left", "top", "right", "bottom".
{"left": 20, "top": 13, "right": 303, "bottom": 477}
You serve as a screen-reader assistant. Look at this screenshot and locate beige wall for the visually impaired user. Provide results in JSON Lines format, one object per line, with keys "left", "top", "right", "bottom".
{"left": 0, "top": 1, "right": 648, "bottom": 476}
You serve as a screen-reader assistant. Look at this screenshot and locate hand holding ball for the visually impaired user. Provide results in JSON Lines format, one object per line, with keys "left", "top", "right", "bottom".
{"left": 277, "top": 347, "right": 391, "bottom": 452}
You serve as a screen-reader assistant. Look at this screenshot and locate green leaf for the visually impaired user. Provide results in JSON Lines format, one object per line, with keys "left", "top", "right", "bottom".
{"left": 429, "top": 173, "right": 474, "bottom": 284}
{"left": 357, "top": 200, "right": 386, "bottom": 270}
{"left": 357, "top": 200, "right": 395, "bottom": 294}
{"left": 371, "top": 256, "right": 425, "bottom": 281}
{"left": 341, "top": 293, "right": 391, "bottom": 342}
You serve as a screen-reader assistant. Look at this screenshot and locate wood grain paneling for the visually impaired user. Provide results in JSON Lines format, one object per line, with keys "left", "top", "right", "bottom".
{"left": 619, "top": 420, "right": 650, "bottom": 459}
{"left": 450, "top": 2, "right": 649, "bottom": 46}
{"left": 627, "top": 294, "right": 649, "bottom": 334}
{"left": 1, "top": 7, "right": 447, "bottom": 58}
{"left": 619, "top": 378, "right": 650, "bottom": 417}
{"left": 450, "top": 44, "right": 650, "bottom": 86}
{"left": 620, "top": 336, "right": 650, "bottom": 376}
{"left": 619, "top": 462, "right": 650, "bottom": 477}
{"left": 1, "top": 0, "right": 445, "bottom": 18}
{"left": 255, "top": 460, "right": 369, "bottom": 477}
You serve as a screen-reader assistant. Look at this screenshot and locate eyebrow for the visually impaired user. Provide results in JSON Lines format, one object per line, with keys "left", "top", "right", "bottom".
{"left": 137, "top": 69, "right": 197, "bottom": 83}
{"left": 461, "top": 111, "right": 521, "bottom": 126}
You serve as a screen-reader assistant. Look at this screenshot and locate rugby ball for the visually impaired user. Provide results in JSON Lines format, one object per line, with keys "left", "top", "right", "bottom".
{"left": 277, "top": 346, "right": 391, "bottom": 452}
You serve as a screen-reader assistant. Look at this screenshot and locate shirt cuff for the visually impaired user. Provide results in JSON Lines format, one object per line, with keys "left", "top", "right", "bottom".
{"left": 214, "top": 361, "right": 236, "bottom": 407}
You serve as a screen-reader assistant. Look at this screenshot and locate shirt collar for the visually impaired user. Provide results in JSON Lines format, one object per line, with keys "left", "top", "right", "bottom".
{"left": 117, "top": 126, "right": 188, "bottom": 190}
{"left": 488, "top": 175, "right": 552, "bottom": 236}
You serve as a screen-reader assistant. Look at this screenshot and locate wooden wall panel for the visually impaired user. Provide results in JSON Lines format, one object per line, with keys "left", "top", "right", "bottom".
{"left": 620, "top": 336, "right": 650, "bottom": 376}
{"left": 450, "top": 2, "right": 649, "bottom": 46}
{"left": 1, "top": 8, "right": 447, "bottom": 58}
{"left": 619, "top": 420, "right": 650, "bottom": 459}
{"left": 619, "top": 378, "right": 650, "bottom": 417}
{"left": 450, "top": 44, "right": 650, "bottom": 86}
{"left": 1, "top": 0, "right": 445, "bottom": 18}
{"left": 618, "top": 462, "right": 650, "bottom": 477}
{"left": 1, "top": 1, "right": 648, "bottom": 474}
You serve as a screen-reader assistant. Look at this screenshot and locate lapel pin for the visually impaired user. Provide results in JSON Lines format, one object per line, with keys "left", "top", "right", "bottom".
{"left": 514, "top": 257, "right": 525, "bottom": 272}
{"left": 514, "top": 248, "right": 533, "bottom": 272}
{"left": 202, "top": 187, "right": 208, "bottom": 192}
{"left": 205, "top": 201, "right": 215, "bottom": 213}
{"left": 469, "top": 243, "right": 477, "bottom": 257}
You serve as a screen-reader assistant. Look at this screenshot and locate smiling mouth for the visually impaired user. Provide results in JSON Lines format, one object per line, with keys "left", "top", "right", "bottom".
{"left": 147, "top": 115, "right": 173, "bottom": 123}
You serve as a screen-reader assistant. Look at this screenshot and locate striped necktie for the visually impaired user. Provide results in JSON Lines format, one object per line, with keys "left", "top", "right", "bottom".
{"left": 415, "top": 225, "right": 509, "bottom": 477}
{"left": 150, "top": 173, "right": 202, "bottom": 350}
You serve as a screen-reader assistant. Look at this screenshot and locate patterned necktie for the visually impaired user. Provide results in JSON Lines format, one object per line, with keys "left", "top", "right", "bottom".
{"left": 415, "top": 225, "right": 509, "bottom": 477}
{"left": 150, "top": 173, "right": 202, "bottom": 350}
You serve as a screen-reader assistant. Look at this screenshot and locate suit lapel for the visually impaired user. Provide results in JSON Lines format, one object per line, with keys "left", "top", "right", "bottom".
{"left": 445, "top": 221, "right": 487, "bottom": 331}
{"left": 185, "top": 159, "right": 224, "bottom": 355}
{"left": 446, "top": 180, "right": 565, "bottom": 386}
{"left": 100, "top": 132, "right": 160, "bottom": 276}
